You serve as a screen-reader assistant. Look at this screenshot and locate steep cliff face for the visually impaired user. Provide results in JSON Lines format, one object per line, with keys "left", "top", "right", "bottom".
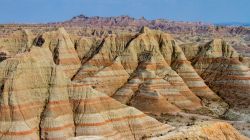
{"left": 0, "top": 27, "right": 248, "bottom": 139}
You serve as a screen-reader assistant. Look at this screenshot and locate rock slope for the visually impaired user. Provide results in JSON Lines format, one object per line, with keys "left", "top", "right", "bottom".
{"left": 181, "top": 39, "right": 250, "bottom": 117}
{"left": 0, "top": 46, "right": 172, "bottom": 140}
{"left": 0, "top": 27, "right": 249, "bottom": 139}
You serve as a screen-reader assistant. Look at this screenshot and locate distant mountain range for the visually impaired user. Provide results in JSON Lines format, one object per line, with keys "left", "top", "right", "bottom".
{"left": 216, "top": 22, "right": 250, "bottom": 27}
{"left": 60, "top": 14, "right": 250, "bottom": 27}
{"left": 53, "top": 15, "right": 250, "bottom": 36}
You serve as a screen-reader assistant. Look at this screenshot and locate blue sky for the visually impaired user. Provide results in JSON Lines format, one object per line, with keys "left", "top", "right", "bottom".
{"left": 0, "top": 0, "right": 249, "bottom": 24}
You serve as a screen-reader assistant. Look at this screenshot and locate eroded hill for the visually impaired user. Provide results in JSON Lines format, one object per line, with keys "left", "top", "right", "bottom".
{"left": 0, "top": 25, "right": 249, "bottom": 140}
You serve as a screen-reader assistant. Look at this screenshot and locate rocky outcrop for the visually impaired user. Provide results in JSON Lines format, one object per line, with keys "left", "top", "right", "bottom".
{"left": 0, "top": 47, "right": 75, "bottom": 139}
{"left": 0, "top": 46, "right": 172, "bottom": 140}
{"left": 72, "top": 27, "right": 225, "bottom": 115}
{"left": 35, "top": 28, "right": 81, "bottom": 78}
{"left": 185, "top": 39, "right": 250, "bottom": 114}
{"left": 112, "top": 28, "right": 203, "bottom": 114}
{"left": 0, "top": 26, "right": 249, "bottom": 139}
{"left": 69, "top": 83, "right": 172, "bottom": 139}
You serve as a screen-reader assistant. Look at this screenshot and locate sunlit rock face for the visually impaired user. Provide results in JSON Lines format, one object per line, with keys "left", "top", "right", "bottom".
{"left": 0, "top": 46, "right": 172, "bottom": 140}
{"left": 35, "top": 28, "right": 81, "bottom": 78}
{"left": 182, "top": 39, "right": 250, "bottom": 115}
{"left": 0, "top": 26, "right": 249, "bottom": 139}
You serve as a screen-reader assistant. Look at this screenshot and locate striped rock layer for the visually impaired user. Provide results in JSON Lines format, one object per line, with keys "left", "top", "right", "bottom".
{"left": 73, "top": 27, "right": 225, "bottom": 115}
{"left": 69, "top": 83, "right": 172, "bottom": 140}
{"left": 112, "top": 54, "right": 201, "bottom": 115}
{"left": 0, "top": 27, "right": 249, "bottom": 139}
{"left": 35, "top": 28, "right": 81, "bottom": 78}
{"left": 183, "top": 39, "right": 250, "bottom": 114}
{"left": 0, "top": 46, "right": 172, "bottom": 140}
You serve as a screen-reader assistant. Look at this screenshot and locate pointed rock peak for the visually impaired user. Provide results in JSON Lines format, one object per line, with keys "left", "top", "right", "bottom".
{"left": 139, "top": 26, "right": 173, "bottom": 39}
{"left": 44, "top": 27, "right": 69, "bottom": 36}
{"left": 41, "top": 27, "right": 70, "bottom": 39}
{"left": 57, "top": 27, "right": 69, "bottom": 36}
{"left": 139, "top": 26, "right": 152, "bottom": 34}
{"left": 202, "top": 39, "right": 239, "bottom": 58}
{"left": 57, "top": 27, "right": 66, "bottom": 32}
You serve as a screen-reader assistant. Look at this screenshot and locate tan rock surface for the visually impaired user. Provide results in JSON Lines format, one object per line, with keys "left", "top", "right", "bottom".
{"left": 36, "top": 27, "right": 81, "bottom": 78}
{"left": 0, "top": 29, "right": 34, "bottom": 56}
{"left": 0, "top": 45, "right": 172, "bottom": 139}
{"left": 0, "top": 26, "right": 249, "bottom": 139}
{"left": 187, "top": 39, "right": 250, "bottom": 113}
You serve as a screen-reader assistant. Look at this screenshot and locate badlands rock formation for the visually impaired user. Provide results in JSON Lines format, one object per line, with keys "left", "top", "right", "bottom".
{"left": 0, "top": 25, "right": 249, "bottom": 140}
{"left": 0, "top": 42, "right": 171, "bottom": 140}
{"left": 181, "top": 39, "right": 250, "bottom": 121}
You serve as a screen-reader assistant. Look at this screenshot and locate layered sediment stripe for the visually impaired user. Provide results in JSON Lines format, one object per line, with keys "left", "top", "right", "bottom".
{"left": 40, "top": 27, "right": 81, "bottom": 78}
{"left": 194, "top": 58, "right": 250, "bottom": 108}
{"left": 73, "top": 34, "right": 134, "bottom": 81}
{"left": 172, "top": 60, "right": 220, "bottom": 100}
{"left": 78, "top": 57, "right": 130, "bottom": 96}
{"left": 112, "top": 78, "right": 143, "bottom": 104}
{"left": 0, "top": 118, "right": 39, "bottom": 140}
{"left": 185, "top": 39, "right": 250, "bottom": 112}
{"left": 0, "top": 48, "right": 56, "bottom": 139}
{"left": 69, "top": 83, "right": 173, "bottom": 140}
{"left": 52, "top": 38, "right": 81, "bottom": 78}
{"left": 1, "top": 27, "right": 246, "bottom": 140}
{"left": 163, "top": 70, "right": 201, "bottom": 102}
{"left": 0, "top": 47, "right": 76, "bottom": 140}
{"left": 40, "top": 67, "right": 75, "bottom": 140}
{"left": 114, "top": 54, "right": 202, "bottom": 114}
{"left": 130, "top": 77, "right": 197, "bottom": 114}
